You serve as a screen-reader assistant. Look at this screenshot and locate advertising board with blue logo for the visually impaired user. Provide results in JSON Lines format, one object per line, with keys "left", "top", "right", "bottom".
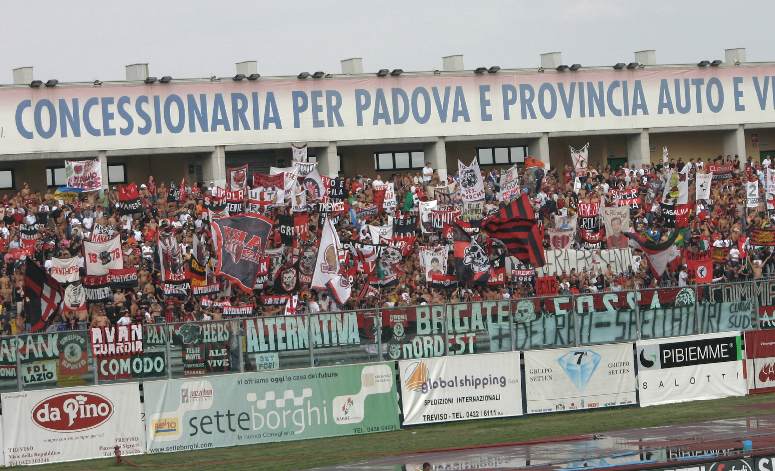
{"left": 637, "top": 331, "right": 746, "bottom": 407}
{"left": 398, "top": 351, "right": 522, "bottom": 426}
{"left": 143, "top": 363, "right": 399, "bottom": 453}
{"left": 522, "top": 343, "right": 637, "bottom": 414}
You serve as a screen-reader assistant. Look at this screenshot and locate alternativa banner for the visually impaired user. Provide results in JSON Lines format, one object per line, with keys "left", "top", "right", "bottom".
{"left": 1, "top": 383, "right": 145, "bottom": 466}
{"left": 144, "top": 363, "right": 399, "bottom": 453}
{"left": 636, "top": 331, "right": 746, "bottom": 407}
{"left": 523, "top": 343, "right": 637, "bottom": 414}
{"left": 399, "top": 351, "right": 523, "bottom": 425}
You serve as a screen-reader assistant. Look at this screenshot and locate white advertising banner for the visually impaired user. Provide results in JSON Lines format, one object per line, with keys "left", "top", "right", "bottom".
{"left": 5, "top": 67, "right": 775, "bottom": 156}
{"left": 637, "top": 331, "right": 746, "bottom": 407}
{"left": 399, "top": 351, "right": 523, "bottom": 425}
{"left": 1, "top": 383, "right": 144, "bottom": 466}
{"left": 523, "top": 343, "right": 637, "bottom": 414}
{"left": 538, "top": 248, "right": 636, "bottom": 276}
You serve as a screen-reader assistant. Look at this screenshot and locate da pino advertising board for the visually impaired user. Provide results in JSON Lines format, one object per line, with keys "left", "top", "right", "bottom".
{"left": 523, "top": 343, "right": 637, "bottom": 414}
{"left": 143, "top": 363, "right": 399, "bottom": 453}
{"left": 398, "top": 351, "right": 523, "bottom": 425}
{"left": 1, "top": 383, "right": 145, "bottom": 466}
{"left": 636, "top": 332, "right": 746, "bottom": 407}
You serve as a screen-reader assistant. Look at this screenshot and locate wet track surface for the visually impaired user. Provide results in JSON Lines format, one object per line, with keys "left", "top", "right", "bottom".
{"left": 313, "top": 415, "right": 775, "bottom": 470}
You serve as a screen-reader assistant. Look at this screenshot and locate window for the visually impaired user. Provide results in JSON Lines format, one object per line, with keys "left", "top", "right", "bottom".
{"left": 373, "top": 150, "right": 425, "bottom": 171}
{"left": 46, "top": 166, "right": 67, "bottom": 187}
{"left": 108, "top": 164, "right": 126, "bottom": 184}
{"left": 476, "top": 146, "right": 527, "bottom": 166}
{"left": 0, "top": 170, "right": 14, "bottom": 189}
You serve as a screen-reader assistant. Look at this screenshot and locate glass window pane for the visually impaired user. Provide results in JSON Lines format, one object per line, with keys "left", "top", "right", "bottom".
{"left": 394, "top": 152, "right": 410, "bottom": 169}
{"left": 54, "top": 167, "right": 67, "bottom": 185}
{"left": 411, "top": 151, "right": 425, "bottom": 168}
{"left": 108, "top": 164, "right": 125, "bottom": 183}
{"left": 46, "top": 169, "right": 53, "bottom": 187}
{"left": 0, "top": 171, "right": 13, "bottom": 189}
{"left": 494, "top": 147, "right": 509, "bottom": 164}
{"left": 478, "top": 148, "right": 493, "bottom": 165}
{"left": 377, "top": 153, "right": 393, "bottom": 170}
{"left": 510, "top": 146, "right": 526, "bottom": 162}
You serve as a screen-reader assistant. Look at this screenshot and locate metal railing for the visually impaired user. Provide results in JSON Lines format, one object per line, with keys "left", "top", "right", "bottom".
{"left": 0, "top": 279, "right": 765, "bottom": 392}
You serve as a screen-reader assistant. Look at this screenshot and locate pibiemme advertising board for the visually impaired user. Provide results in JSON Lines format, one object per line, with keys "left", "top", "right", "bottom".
{"left": 143, "top": 363, "right": 399, "bottom": 453}
{"left": 637, "top": 331, "right": 746, "bottom": 407}
{"left": 1, "top": 383, "right": 145, "bottom": 466}
{"left": 398, "top": 351, "right": 522, "bottom": 425}
{"left": 523, "top": 343, "right": 637, "bottom": 414}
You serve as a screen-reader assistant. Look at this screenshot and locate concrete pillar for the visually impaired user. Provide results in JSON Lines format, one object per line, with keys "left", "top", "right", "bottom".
{"left": 529, "top": 133, "right": 550, "bottom": 169}
{"left": 424, "top": 138, "right": 448, "bottom": 181}
{"left": 97, "top": 151, "right": 109, "bottom": 190}
{"left": 723, "top": 125, "right": 747, "bottom": 159}
{"left": 12, "top": 67, "right": 33, "bottom": 85}
{"left": 340, "top": 58, "right": 363, "bottom": 75}
{"left": 317, "top": 142, "right": 340, "bottom": 178}
{"left": 442, "top": 55, "right": 464, "bottom": 72}
{"left": 626, "top": 130, "right": 651, "bottom": 168}
{"left": 204, "top": 146, "right": 227, "bottom": 186}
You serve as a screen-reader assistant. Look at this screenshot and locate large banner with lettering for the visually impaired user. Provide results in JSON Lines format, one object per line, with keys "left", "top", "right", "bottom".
{"left": 399, "top": 351, "right": 522, "bottom": 425}
{"left": 744, "top": 329, "right": 775, "bottom": 394}
{"left": 1, "top": 383, "right": 144, "bottom": 466}
{"left": 9, "top": 67, "right": 775, "bottom": 156}
{"left": 636, "top": 331, "right": 746, "bottom": 407}
{"left": 538, "top": 249, "right": 636, "bottom": 276}
{"left": 143, "top": 363, "right": 399, "bottom": 453}
{"left": 0, "top": 332, "right": 89, "bottom": 388}
{"left": 523, "top": 343, "right": 637, "bottom": 414}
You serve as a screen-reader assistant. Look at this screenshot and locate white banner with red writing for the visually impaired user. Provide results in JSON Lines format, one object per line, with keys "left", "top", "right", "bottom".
{"left": 1, "top": 383, "right": 145, "bottom": 465}
{"left": 65, "top": 159, "right": 103, "bottom": 191}
{"left": 83, "top": 235, "right": 123, "bottom": 276}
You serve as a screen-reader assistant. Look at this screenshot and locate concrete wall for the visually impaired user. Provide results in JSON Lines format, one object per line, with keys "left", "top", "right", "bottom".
{"left": 548, "top": 135, "right": 627, "bottom": 169}
{"left": 748, "top": 129, "right": 775, "bottom": 160}
{"left": 648, "top": 131, "right": 726, "bottom": 162}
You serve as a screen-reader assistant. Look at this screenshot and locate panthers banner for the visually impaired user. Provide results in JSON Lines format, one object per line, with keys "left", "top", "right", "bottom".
{"left": 211, "top": 214, "right": 273, "bottom": 292}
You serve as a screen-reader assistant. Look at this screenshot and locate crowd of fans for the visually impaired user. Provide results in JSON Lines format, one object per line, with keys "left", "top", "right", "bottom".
{"left": 5, "top": 152, "right": 774, "bottom": 334}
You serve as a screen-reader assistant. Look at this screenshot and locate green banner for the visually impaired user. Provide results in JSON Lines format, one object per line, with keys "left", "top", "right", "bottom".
{"left": 143, "top": 362, "right": 399, "bottom": 453}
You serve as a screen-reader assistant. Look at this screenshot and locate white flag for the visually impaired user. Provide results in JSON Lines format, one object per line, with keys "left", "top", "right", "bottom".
{"left": 65, "top": 159, "right": 103, "bottom": 191}
{"left": 569, "top": 143, "right": 589, "bottom": 174}
{"left": 677, "top": 175, "right": 689, "bottom": 204}
{"left": 695, "top": 173, "right": 712, "bottom": 200}
{"left": 767, "top": 168, "right": 775, "bottom": 195}
{"left": 50, "top": 257, "right": 80, "bottom": 283}
{"left": 291, "top": 144, "right": 308, "bottom": 162}
{"left": 84, "top": 235, "right": 123, "bottom": 276}
{"left": 311, "top": 218, "right": 351, "bottom": 304}
{"left": 747, "top": 181, "right": 760, "bottom": 208}
{"left": 499, "top": 164, "right": 521, "bottom": 201}
{"left": 457, "top": 159, "right": 485, "bottom": 202}
{"left": 662, "top": 146, "right": 669, "bottom": 165}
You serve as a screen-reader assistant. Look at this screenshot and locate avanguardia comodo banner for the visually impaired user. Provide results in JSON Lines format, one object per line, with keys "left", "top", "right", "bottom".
{"left": 636, "top": 331, "right": 746, "bottom": 407}
{"left": 399, "top": 351, "right": 522, "bottom": 425}
{"left": 1, "top": 383, "right": 145, "bottom": 466}
{"left": 143, "top": 363, "right": 399, "bottom": 453}
{"left": 523, "top": 343, "right": 637, "bottom": 414}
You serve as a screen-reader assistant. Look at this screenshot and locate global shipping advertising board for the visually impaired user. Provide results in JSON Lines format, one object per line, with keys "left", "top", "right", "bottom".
{"left": 1, "top": 383, "right": 145, "bottom": 466}
{"left": 143, "top": 363, "right": 399, "bottom": 453}
{"left": 636, "top": 332, "right": 746, "bottom": 407}
{"left": 398, "top": 351, "right": 522, "bottom": 425}
{"left": 523, "top": 343, "right": 637, "bottom": 414}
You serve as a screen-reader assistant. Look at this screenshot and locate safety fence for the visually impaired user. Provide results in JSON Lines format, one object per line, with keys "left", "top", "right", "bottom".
{"left": 0, "top": 280, "right": 772, "bottom": 465}
{"left": 0, "top": 280, "right": 766, "bottom": 392}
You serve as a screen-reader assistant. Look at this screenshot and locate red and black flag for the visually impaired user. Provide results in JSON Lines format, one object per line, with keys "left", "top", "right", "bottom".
{"left": 116, "top": 183, "right": 142, "bottom": 214}
{"left": 24, "top": 261, "right": 62, "bottom": 332}
{"left": 482, "top": 194, "right": 545, "bottom": 267}
{"left": 212, "top": 214, "right": 273, "bottom": 293}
